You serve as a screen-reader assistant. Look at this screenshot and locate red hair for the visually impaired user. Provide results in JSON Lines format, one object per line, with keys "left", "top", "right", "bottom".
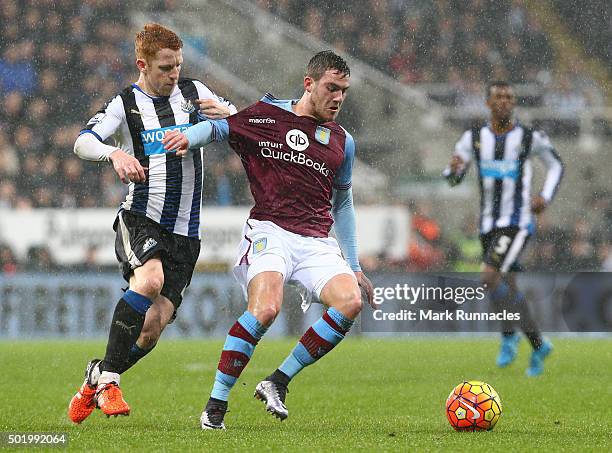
{"left": 135, "top": 23, "right": 182, "bottom": 62}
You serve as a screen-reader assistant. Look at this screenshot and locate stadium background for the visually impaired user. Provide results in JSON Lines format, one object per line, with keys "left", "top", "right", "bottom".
{"left": 0, "top": 1, "right": 611, "bottom": 451}
{"left": 1, "top": 0, "right": 610, "bottom": 338}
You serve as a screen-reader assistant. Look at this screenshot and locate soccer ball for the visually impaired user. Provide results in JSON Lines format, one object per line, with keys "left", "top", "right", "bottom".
{"left": 446, "top": 380, "right": 502, "bottom": 431}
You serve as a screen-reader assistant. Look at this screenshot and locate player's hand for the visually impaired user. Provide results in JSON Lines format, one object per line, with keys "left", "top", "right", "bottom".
{"left": 449, "top": 155, "right": 465, "bottom": 174}
{"left": 162, "top": 130, "right": 190, "bottom": 156}
{"left": 109, "top": 149, "right": 147, "bottom": 184}
{"left": 197, "top": 98, "right": 232, "bottom": 120}
{"left": 355, "top": 271, "right": 376, "bottom": 309}
{"left": 531, "top": 195, "right": 548, "bottom": 214}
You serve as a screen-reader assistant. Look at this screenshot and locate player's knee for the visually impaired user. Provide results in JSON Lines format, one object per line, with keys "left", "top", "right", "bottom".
{"left": 137, "top": 274, "right": 165, "bottom": 298}
{"left": 339, "top": 290, "right": 363, "bottom": 319}
{"left": 254, "top": 305, "right": 281, "bottom": 326}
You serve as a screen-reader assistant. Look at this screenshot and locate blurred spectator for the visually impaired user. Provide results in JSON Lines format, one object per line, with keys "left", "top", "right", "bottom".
{"left": 25, "top": 246, "right": 58, "bottom": 273}
{"left": 543, "top": 76, "right": 587, "bottom": 136}
{"left": 258, "top": 0, "right": 557, "bottom": 87}
{"left": 0, "top": 130, "right": 19, "bottom": 178}
{"left": 0, "top": 0, "right": 239, "bottom": 213}
{"left": 0, "top": 243, "right": 18, "bottom": 274}
{"left": 0, "top": 42, "right": 37, "bottom": 94}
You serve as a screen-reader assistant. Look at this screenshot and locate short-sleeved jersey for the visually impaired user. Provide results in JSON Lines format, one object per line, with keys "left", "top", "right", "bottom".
{"left": 453, "top": 123, "right": 563, "bottom": 234}
{"left": 213, "top": 93, "right": 355, "bottom": 237}
{"left": 80, "top": 78, "right": 235, "bottom": 238}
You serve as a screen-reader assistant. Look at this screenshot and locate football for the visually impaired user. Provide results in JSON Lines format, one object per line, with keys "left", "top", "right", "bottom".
{"left": 446, "top": 380, "right": 502, "bottom": 431}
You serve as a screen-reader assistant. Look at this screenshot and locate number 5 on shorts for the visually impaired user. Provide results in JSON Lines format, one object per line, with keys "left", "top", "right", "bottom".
{"left": 494, "top": 235, "right": 512, "bottom": 255}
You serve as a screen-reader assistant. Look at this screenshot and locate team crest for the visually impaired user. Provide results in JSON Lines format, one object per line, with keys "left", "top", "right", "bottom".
{"left": 315, "top": 126, "right": 331, "bottom": 145}
{"left": 181, "top": 99, "right": 196, "bottom": 113}
{"left": 253, "top": 238, "right": 267, "bottom": 254}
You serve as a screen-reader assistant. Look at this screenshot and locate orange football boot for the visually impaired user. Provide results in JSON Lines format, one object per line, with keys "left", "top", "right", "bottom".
{"left": 68, "top": 359, "right": 101, "bottom": 424}
{"left": 96, "top": 383, "right": 131, "bottom": 417}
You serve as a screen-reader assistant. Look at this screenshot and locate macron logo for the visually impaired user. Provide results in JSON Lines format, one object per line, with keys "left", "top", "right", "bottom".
{"left": 249, "top": 118, "right": 276, "bottom": 124}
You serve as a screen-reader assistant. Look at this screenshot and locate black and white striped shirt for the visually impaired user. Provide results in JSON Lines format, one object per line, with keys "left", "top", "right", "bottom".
{"left": 80, "top": 79, "right": 236, "bottom": 238}
{"left": 452, "top": 123, "right": 564, "bottom": 234}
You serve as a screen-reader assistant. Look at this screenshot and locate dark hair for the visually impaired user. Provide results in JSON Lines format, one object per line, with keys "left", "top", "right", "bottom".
{"left": 486, "top": 80, "right": 512, "bottom": 98}
{"left": 306, "top": 50, "right": 350, "bottom": 81}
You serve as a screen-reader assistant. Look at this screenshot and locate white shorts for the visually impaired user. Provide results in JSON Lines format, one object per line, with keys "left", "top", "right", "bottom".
{"left": 233, "top": 219, "right": 355, "bottom": 307}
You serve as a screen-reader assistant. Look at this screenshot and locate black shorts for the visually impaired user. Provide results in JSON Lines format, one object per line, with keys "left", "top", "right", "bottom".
{"left": 480, "top": 227, "right": 531, "bottom": 272}
{"left": 114, "top": 210, "right": 200, "bottom": 308}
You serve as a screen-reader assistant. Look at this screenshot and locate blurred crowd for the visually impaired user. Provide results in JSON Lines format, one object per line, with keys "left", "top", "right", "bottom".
{"left": 0, "top": 0, "right": 133, "bottom": 209}
{"left": 0, "top": 0, "right": 249, "bottom": 211}
{"left": 554, "top": 0, "right": 611, "bottom": 72}
{"left": 0, "top": 0, "right": 609, "bottom": 272}
{"left": 256, "top": 0, "right": 607, "bottom": 132}
{"left": 258, "top": 0, "right": 554, "bottom": 84}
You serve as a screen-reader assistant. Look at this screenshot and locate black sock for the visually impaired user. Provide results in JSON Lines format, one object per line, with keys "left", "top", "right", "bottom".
{"left": 491, "top": 288, "right": 516, "bottom": 336}
{"left": 266, "top": 369, "right": 291, "bottom": 387}
{"left": 524, "top": 332, "right": 543, "bottom": 350}
{"left": 510, "top": 289, "right": 543, "bottom": 350}
{"left": 122, "top": 342, "right": 156, "bottom": 372}
{"left": 207, "top": 397, "right": 228, "bottom": 409}
{"left": 100, "top": 298, "right": 146, "bottom": 374}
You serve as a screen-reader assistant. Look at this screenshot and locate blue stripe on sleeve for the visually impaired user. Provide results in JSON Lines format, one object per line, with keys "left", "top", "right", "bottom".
{"left": 79, "top": 129, "right": 104, "bottom": 142}
{"left": 332, "top": 188, "right": 361, "bottom": 272}
{"left": 184, "top": 119, "right": 229, "bottom": 148}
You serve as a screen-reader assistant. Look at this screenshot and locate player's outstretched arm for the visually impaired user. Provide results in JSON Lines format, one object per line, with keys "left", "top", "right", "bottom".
{"left": 331, "top": 187, "right": 375, "bottom": 308}
{"left": 162, "top": 119, "right": 230, "bottom": 156}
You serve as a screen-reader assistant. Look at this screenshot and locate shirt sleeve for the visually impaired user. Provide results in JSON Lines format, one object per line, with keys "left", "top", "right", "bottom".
{"left": 75, "top": 95, "right": 125, "bottom": 161}
{"left": 184, "top": 119, "right": 230, "bottom": 148}
{"left": 531, "top": 130, "right": 564, "bottom": 203}
{"left": 80, "top": 95, "right": 125, "bottom": 142}
{"left": 333, "top": 129, "right": 355, "bottom": 190}
{"left": 453, "top": 130, "right": 473, "bottom": 164}
{"left": 331, "top": 187, "right": 361, "bottom": 272}
{"left": 193, "top": 80, "right": 238, "bottom": 119}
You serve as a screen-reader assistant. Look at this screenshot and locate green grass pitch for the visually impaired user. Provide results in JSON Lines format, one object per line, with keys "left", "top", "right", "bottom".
{"left": 1, "top": 338, "right": 611, "bottom": 452}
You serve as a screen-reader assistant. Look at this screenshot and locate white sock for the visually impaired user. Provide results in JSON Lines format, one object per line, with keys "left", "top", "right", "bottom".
{"left": 97, "top": 371, "right": 120, "bottom": 388}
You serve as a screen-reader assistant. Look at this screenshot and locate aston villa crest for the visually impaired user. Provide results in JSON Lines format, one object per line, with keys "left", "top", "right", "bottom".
{"left": 315, "top": 126, "right": 330, "bottom": 145}
{"left": 181, "top": 99, "right": 196, "bottom": 113}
